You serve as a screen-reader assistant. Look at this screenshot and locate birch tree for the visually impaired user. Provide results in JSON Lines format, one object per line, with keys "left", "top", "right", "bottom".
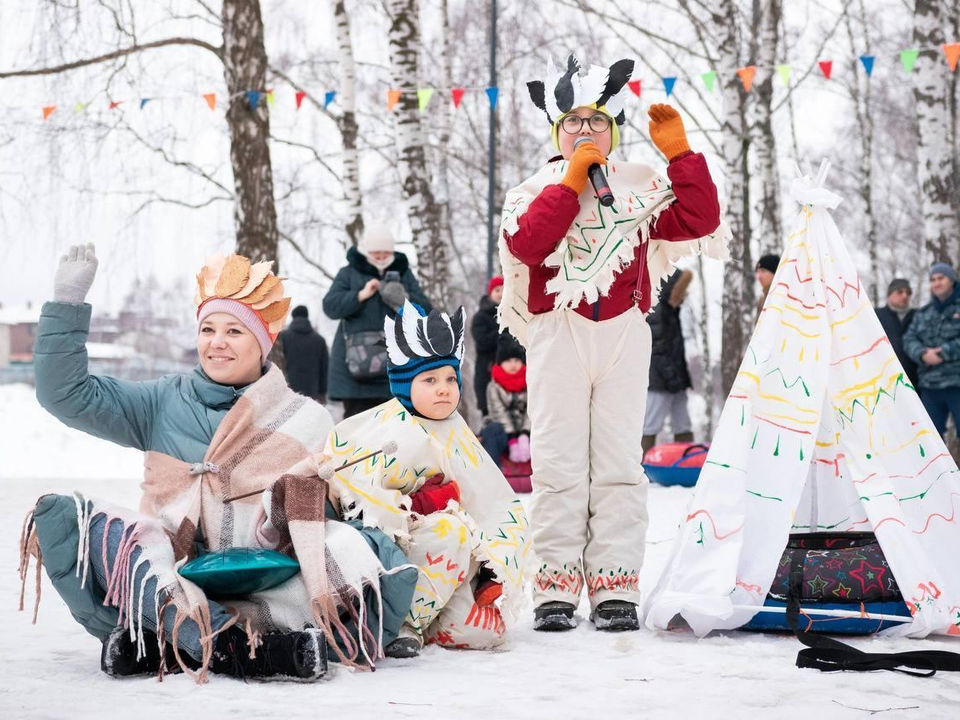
{"left": 752, "top": 0, "right": 783, "bottom": 255}
{"left": 333, "top": 0, "right": 365, "bottom": 245}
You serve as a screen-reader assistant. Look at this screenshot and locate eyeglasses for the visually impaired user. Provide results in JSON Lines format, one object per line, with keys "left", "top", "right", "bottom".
{"left": 559, "top": 113, "right": 611, "bottom": 134}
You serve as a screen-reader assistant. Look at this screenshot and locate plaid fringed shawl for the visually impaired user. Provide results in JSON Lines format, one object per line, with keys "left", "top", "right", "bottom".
{"left": 20, "top": 366, "right": 398, "bottom": 682}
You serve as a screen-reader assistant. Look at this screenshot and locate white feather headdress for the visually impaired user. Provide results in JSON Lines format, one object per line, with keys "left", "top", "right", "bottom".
{"left": 527, "top": 53, "right": 635, "bottom": 126}
{"left": 384, "top": 300, "right": 465, "bottom": 367}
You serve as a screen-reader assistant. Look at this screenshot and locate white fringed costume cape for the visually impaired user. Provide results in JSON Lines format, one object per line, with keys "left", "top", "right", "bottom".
{"left": 498, "top": 159, "right": 730, "bottom": 345}
{"left": 322, "top": 399, "right": 532, "bottom": 625}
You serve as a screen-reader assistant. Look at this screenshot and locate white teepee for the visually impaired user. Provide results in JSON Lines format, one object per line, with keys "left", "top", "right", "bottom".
{"left": 644, "top": 162, "right": 960, "bottom": 639}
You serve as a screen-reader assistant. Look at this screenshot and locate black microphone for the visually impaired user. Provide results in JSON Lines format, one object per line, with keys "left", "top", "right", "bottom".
{"left": 574, "top": 136, "right": 614, "bottom": 207}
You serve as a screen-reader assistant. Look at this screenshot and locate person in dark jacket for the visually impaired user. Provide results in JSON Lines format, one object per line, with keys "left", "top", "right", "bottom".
{"left": 323, "top": 223, "right": 431, "bottom": 418}
{"left": 471, "top": 276, "right": 504, "bottom": 416}
{"left": 756, "top": 253, "right": 780, "bottom": 320}
{"left": 875, "top": 278, "right": 918, "bottom": 388}
{"left": 642, "top": 268, "right": 695, "bottom": 457}
{"left": 904, "top": 263, "right": 960, "bottom": 436}
{"left": 278, "top": 305, "right": 329, "bottom": 403}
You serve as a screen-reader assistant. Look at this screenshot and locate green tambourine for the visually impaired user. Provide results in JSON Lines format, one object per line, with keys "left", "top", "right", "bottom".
{"left": 178, "top": 548, "right": 301, "bottom": 597}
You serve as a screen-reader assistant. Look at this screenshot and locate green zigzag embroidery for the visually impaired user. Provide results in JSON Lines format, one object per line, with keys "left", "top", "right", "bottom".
{"left": 836, "top": 373, "right": 915, "bottom": 429}
{"left": 763, "top": 367, "right": 811, "bottom": 396}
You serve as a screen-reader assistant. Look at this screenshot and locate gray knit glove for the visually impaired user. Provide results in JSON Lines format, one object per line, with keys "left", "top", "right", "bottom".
{"left": 53, "top": 243, "right": 98, "bottom": 304}
{"left": 379, "top": 281, "right": 407, "bottom": 311}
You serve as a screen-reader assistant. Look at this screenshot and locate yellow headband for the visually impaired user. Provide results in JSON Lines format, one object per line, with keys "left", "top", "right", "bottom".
{"left": 551, "top": 104, "right": 620, "bottom": 152}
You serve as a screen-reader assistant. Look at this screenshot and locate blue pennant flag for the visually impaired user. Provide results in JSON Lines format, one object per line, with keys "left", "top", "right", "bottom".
{"left": 859, "top": 55, "right": 875, "bottom": 77}
{"left": 663, "top": 77, "right": 677, "bottom": 97}
{"left": 246, "top": 91, "right": 261, "bottom": 110}
{"left": 486, "top": 87, "right": 499, "bottom": 109}
{"left": 324, "top": 91, "right": 337, "bottom": 108}
{"left": 139, "top": 98, "right": 151, "bottom": 109}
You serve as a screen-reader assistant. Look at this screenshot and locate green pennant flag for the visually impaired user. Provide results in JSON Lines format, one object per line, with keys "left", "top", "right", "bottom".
{"left": 900, "top": 48, "right": 919, "bottom": 74}
{"left": 775, "top": 64, "right": 791, "bottom": 86}
{"left": 700, "top": 70, "right": 717, "bottom": 92}
{"left": 74, "top": 102, "right": 88, "bottom": 113}
{"left": 417, "top": 88, "right": 434, "bottom": 111}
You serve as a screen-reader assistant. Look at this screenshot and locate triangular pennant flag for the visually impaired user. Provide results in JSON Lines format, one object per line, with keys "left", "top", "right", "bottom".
{"left": 451, "top": 88, "right": 466, "bottom": 108}
{"left": 108, "top": 100, "right": 123, "bottom": 109}
{"left": 662, "top": 77, "right": 677, "bottom": 97}
{"left": 942, "top": 43, "right": 959, "bottom": 72}
{"left": 246, "top": 91, "right": 261, "bottom": 110}
{"left": 387, "top": 89, "right": 402, "bottom": 111}
{"left": 628, "top": 79, "right": 641, "bottom": 97}
{"left": 417, "top": 88, "right": 434, "bottom": 111}
{"left": 266, "top": 89, "right": 275, "bottom": 107}
{"left": 818, "top": 60, "right": 833, "bottom": 79}
{"left": 900, "top": 49, "right": 919, "bottom": 74}
{"left": 42, "top": 106, "right": 56, "bottom": 120}
{"left": 486, "top": 87, "right": 499, "bottom": 109}
{"left": 700, "top": 71, "right": 717, "bottom": 92}
{"left": 73, "top": 102, "right": 87, "bottom": 113}
{"left": 860, "top": 54, "right": 875, "bottom": 76}
{"left": 139, "top": 98, "right": 151, "bottom": 109}
{"left": 736, "top": 66, "right": 757, "bottom": 93}
{"left": 775, "top": 64, "right": 792, "bottom": 86}
{"left": 203, "top": 93, "right": 216, "bottom": 110}
{"left": 295, "top": 91, "right": 307, "bottom": 110}
{"left": 324, "top": 90, "right": 336, "bottom": 108}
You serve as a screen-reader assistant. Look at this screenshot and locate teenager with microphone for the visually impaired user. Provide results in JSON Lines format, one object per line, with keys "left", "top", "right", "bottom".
{"left": 498, "top": 54, "right": 727, "bottom": 632}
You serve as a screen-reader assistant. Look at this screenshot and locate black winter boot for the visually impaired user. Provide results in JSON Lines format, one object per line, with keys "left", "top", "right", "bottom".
{"left": 533, "top": 601, "right": 577, "bottom": 631}
{"left": 384, "top": 636, "right": 422, "bottom": 659}
{"left": 101, "top": 626, "right": 172, "bottom": 677}
{"left": 210, "top": 626, "right": 327, "bottom": 681}
{"left": 590, "top": 600, "right": 640, "bottom": 632}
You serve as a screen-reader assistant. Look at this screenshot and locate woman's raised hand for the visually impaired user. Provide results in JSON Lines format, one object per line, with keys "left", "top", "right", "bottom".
{"left": 53, "top": 243, "right": 99, "bottom": 305}
{"left": 358, "top": 278, "right": 381, "bottom": 302}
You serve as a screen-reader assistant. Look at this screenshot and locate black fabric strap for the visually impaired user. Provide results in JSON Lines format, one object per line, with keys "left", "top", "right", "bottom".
{"left": 785, "top": 547, "right": 960, "bottom": 677}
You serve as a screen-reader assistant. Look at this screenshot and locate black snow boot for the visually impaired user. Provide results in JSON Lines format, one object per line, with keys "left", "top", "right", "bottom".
{"left": 533, "top": 601, "right": 577, "bottom": 631}
{"left": 210, "top": 626, "right": 327, "bottom": 681}
{"left": 101, "top": 626, "right": 172, "bottom": 677}
{"left": 384, "top": 636, "right": 422, "bottom": 659}
{"left": 590, "top": 600, "right": 640, "bottom": 632}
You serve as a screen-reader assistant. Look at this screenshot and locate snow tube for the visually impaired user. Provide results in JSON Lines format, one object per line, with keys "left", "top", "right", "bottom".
{"left": 741, "top": 599, "right": 913, "bottom": 635}
{"left": 500, "top": 455, "right": 532, "bottom": 493}
{"left": 642, "top": 442, "right": 709, "bottom": 487}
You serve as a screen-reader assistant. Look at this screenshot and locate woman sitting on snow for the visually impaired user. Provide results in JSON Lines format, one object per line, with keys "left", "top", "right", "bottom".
{"left": 319, "top": 300, "right": 532, "bottom": 658}
{"left": 19, "top": 245, "right": 416, "bottom": 682}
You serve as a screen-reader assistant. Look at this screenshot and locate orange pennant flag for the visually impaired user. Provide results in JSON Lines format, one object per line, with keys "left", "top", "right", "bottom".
{"left": 737, "top": 66, "right": 757, "bottom": 93}
{"left": 944, "top": 43, "right": 960, "bottom": 72}
{"left": 108, "top": 100, "right": 123, "bottom": 110}
{"left": 387, "top": 89, "right": 402, "bottom": 111}
{"left": 42, "top": 106, "right": 56, "bottom": 120}
{"left": 203, "top": 93, "right": 216, "bottom": 110}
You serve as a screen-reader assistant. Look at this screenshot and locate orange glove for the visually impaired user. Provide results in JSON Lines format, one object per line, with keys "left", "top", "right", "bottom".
{"left": 648, "top": 104, "right": 690, "bottom": 160}
{"left": 560, "top": 141, "right": 607, "bottom": 195}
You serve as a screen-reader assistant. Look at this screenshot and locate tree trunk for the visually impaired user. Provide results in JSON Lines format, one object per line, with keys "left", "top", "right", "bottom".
{"left": 697, "top": 255, "right": 714, "bottom": 436}
{"left": 753, "top": 0, "right": 782, "bottom": 255}
{"left": 221, "top": 0, "right": 279, "bottom": 266}
{"left": 714, "top": 0, "right": 754, "bottom": 396}
{"left": 387, "top": 0, "right": 450, "bottom": 309}
{"left": 334, "top": 0, "right": 364, "bottom": 246}
{"left": 913, "top": 0, "right": 960, "bottom": 263}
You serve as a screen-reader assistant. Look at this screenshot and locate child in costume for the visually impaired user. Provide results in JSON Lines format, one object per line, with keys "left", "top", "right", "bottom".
{"left": 499, "top": 54, "right": 727, "bottom": 631}
{"left": 480, "top": 336, "right": 531, "bottom": 468}
{"left": 320, "top": 300, "right": 532, "bottom": 657}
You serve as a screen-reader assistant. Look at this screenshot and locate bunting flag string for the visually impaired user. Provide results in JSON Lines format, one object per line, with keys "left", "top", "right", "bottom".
{"left": 22, "top": 39, "right": 960, "bottom": 121}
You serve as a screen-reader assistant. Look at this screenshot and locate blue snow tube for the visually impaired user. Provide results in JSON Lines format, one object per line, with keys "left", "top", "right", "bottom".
{"left": 643, "top": 443, "right": 709, "bottom": 487}
{"left": 742, "top": 599, "right": 913, "bottom": 635}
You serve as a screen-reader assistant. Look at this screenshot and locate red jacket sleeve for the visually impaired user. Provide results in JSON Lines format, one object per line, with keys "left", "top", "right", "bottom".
{"left": 649, "top": 152, "right": 721, "bottom": 242}
{"left": 505, "top": 184, "right": 580, "bottom": 267}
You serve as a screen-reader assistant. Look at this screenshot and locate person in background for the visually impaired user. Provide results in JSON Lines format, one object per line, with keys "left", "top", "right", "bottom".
{"left": 642, "top": 268, "right": 695, "bottom": 457}
{"left": 904, "top": 263, "right": 960, "bottom": 438}
{"left": 278, "top": 305, "right": 329, "bottom": 404}
{"left": 324, "top": 223, "right": 431, "bottom": 418}
{"left": 471, "top": 276, "right": 505, "bottom": 417}
{"left": 480, "top": 335, "right": 531, "bottom": 466}
{"left": 875, "top": 278, "right": 918, "bottom": 388}
{"left": 755, "top": 253, "right": 780, "bottom": 319}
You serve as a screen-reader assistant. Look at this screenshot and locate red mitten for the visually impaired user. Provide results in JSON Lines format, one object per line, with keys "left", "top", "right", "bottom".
{"left": 474, "top": 579, "right": 503, "bottom": 607}
{"left": 409, "top": 474, "right": 461, "bottom": 515}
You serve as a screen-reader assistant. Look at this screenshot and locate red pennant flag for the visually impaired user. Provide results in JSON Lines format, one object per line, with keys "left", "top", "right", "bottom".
{"left": 387, "top": 89, "right": 402, "bottom": 111}
{"left": 295, "top": 91, "right": 307, "bottom": 109}
{"left": 818, "top": 60, "right": 833, "bottom": 79}
{"left": 627, "top": 79, "right": 641, "bottom": 97}
{"left": 42, "top": 106, "right": 56, "bottom": 120}
{"left": 737, "top": 66, "right": 757, "bottom": 93}
{"left": 108, "top": 100, "right": 123, "bottom": 109}
{"left": 451, "top": 88, "right": 466, "bottom": 108}
{"left": 944, "top": 43, "right": 960, "bottom": 72}
{"left": 203, "top": 93, "right": 216, "bottom": 110}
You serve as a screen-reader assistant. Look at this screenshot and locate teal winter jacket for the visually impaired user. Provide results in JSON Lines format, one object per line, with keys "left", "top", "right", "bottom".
{"left": 903, "top": 289, "right": 960, "bottom": 390}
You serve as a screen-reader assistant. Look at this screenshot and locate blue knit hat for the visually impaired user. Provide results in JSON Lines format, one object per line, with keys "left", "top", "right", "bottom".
{"left": 385, "top": 301, "right": 465, "bottom": 415}
{"left": 930, "top": 262, "right": 958, "bottom": 284}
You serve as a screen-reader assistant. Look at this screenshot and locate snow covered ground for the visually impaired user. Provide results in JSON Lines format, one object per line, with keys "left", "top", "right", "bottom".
{"left": 1, "top": 383, "right": 958, "bottom": 719}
